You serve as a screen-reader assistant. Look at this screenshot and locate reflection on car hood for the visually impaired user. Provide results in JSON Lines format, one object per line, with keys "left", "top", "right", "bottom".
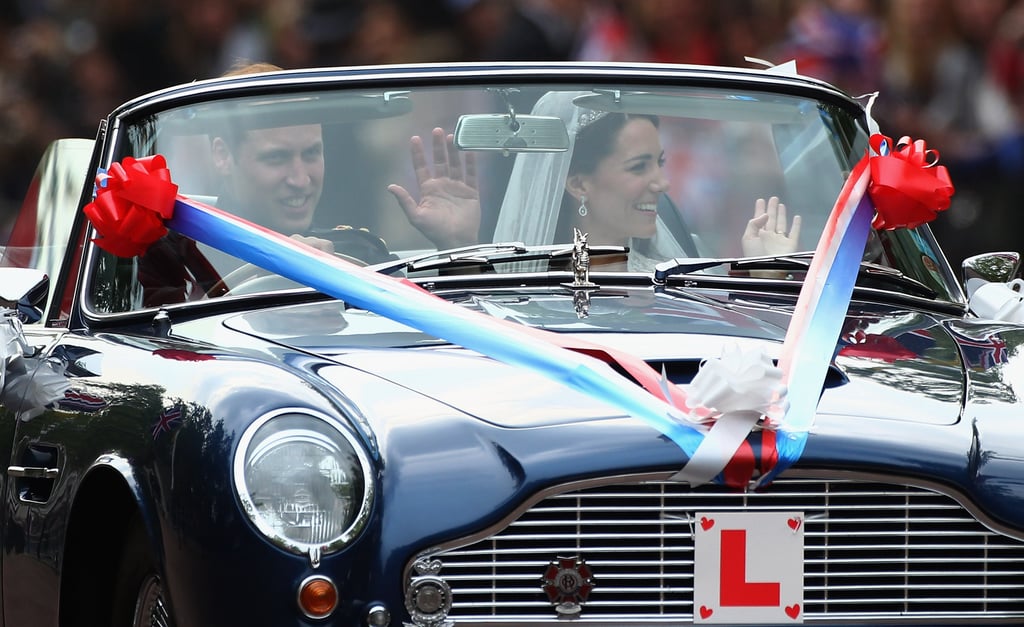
{"left": 223, "top": 287, "right": 965, "bottom": 428}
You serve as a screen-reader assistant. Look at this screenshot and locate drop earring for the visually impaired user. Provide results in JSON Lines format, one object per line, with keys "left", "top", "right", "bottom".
{"left": 578, "top": 195, "right": 588, "bottom": 217}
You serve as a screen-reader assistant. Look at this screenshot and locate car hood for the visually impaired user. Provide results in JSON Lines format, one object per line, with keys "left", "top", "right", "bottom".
{"left": 220, "top": 288, "right": 966, "bottom": 428}
{"left": 208, "top": 289, "right": 1024, "bottom": 532}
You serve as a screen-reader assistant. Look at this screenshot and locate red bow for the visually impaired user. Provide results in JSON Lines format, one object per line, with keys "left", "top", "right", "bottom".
{"left": 83, "top": 155, "right": 178, "bottom": 257}
{"left": 867, "top": 134, "right": 954, "bottom": 230}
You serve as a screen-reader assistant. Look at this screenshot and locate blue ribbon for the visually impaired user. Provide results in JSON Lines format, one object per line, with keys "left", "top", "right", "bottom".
{"left": 168, "top": 198, "right": 707, "bottom": 457}
{"left": 763, "top": 190, "right": 875, "bottom": 484}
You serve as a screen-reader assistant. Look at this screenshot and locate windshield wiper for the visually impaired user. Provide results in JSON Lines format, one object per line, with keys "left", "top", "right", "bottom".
{"left": 847, "top": 262, "right": 938, "bottom": 298}
{"left": 370, "top": 242, "right": 630, "bottom": 276}
{"left": 653, "top": 253, "right": 816, "bottom": 282}
{"left": 654, "top": 253, "right": 937, "bottom": 298}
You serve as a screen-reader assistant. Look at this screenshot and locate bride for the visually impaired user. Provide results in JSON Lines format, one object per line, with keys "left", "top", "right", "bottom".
{"left": 388, "top": 89, "right": 800, "bottom": 271}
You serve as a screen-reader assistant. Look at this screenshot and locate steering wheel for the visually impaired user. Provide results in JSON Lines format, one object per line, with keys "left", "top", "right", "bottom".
{"left": 207, "top": 252, "right": 369, "bottom": 297}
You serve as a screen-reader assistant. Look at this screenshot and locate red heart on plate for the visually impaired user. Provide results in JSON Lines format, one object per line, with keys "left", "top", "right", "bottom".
{"left": 699, "top": 605, "right": 713, "bottom": 619}
{"left": 700, "top": 516, "right": 714, "bottom": 531}
{"left": 787, "top": 517, "right": 802, "bottom": 531}
{"left": 785, "top": 603, "right": 800, "bottom": 619}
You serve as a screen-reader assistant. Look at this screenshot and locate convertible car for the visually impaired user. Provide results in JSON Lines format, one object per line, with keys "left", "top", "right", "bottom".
{"left": 1, "top": 61, "right": 1022, "bottom": 626}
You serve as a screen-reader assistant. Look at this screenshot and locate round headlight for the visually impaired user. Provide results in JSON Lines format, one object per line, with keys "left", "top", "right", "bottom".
{"left": 233, "top": 409, "right": 373, "bottom": 555}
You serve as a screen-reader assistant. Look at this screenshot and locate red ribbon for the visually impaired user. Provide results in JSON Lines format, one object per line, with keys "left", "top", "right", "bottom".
{"left": 867, "top": 134, "right": 954, "bottom": 230}
{"left": 839, "top": 333, "right": 916, "bottom": 363}
{"left": 153, "top": 348, "right": 215, "bottom": 361}
{"left": 83, "top": 155, "right": 178, "bottom": 257}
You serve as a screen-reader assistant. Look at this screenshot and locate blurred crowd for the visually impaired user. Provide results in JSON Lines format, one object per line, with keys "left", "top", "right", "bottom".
{"left": 4, "top": 0, "right": 1024, "bottom": 268}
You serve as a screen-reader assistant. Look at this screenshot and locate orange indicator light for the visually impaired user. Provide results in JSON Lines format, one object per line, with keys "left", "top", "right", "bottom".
{"left": 298, "top": 576, "right": 338, "bottom": 619}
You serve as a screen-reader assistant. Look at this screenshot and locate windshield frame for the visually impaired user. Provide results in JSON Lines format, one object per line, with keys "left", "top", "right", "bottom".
{"left": 76, "top": 63, "right": 967, "bottom": 322}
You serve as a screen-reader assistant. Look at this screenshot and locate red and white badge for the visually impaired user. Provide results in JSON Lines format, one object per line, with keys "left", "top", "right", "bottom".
{"left": 693, "top": 511, "right": 804, "bottom": 624}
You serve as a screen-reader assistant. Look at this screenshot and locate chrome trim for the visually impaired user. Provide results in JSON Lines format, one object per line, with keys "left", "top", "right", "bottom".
{"left": 407, "top": 470, "right": 1024, "bottom": 623}
{"left": 296, "top": 574, "right": 338, "bottom": 620}
{"left": 232, "top": 407, "right": 375, "bottom": 557}
{"left": 7, "top": 465, "right": 59, "bottom": 479}
{"left": 405, "top": 558, "right": 454, "bottom": 627}
{"left": 366, "top": 604, "right": 391, "bottom": 627}
{"left": 108, "top": 62, "right": 859, "bottom": 122}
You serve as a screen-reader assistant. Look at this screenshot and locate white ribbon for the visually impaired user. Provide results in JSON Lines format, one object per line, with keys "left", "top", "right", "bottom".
{"left": 670, "top": 345, "right": 788, "bottom": 485}
{"left": 682, "top": 345, "right": 788, "bottom": 424}
{"left": 0, "top": 308, "right": 70, "bottom": 420}
{"left": 0, "top": 309, "right": 26, "bottom": 393}
{"left": 5, "top": 356, "right": 70, "bottom": 421}
{"left": 968, "top": 278, "right": 1024, "bottom": 322}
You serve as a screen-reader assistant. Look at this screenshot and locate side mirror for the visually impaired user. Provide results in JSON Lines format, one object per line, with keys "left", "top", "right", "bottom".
{"left": 963, "top": 252, "right": 1020, "bottom": 285}
{"left": 0, "top": 268, "right": 49, "bottom": 324}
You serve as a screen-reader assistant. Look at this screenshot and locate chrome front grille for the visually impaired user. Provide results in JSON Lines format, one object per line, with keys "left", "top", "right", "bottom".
{"left": 420, "top": 475, "right": 1024, "bottom": 623}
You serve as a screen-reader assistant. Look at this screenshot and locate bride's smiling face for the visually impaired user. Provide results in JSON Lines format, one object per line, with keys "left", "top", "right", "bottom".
{"left": 567, "top": 117, "right": 668, "bottom": 245}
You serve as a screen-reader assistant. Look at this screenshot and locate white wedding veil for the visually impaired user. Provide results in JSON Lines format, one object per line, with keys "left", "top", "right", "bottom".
{"left": 491, "top": 90, "right": 690, "bottom": 269}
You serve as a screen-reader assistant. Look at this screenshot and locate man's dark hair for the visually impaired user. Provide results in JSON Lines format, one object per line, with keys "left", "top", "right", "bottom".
{"left": 214, "top": 62, "right": 287, "bottom": 150}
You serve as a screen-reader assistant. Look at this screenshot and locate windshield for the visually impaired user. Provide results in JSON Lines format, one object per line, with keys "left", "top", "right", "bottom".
{"left": 85, "top": 80, "right": 960, "bottom": 313}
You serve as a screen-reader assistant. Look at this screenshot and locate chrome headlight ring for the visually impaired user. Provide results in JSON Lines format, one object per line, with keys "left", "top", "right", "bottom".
{"left": 233, "top": 407, "right": 374, "bottom": 559}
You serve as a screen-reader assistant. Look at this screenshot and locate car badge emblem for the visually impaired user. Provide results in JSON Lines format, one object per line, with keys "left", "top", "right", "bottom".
{"left": 541, "top": 556, "right": 595, "bottom": 618}
{"left": 405, "top": 558, "right": 454, "bottom": 627}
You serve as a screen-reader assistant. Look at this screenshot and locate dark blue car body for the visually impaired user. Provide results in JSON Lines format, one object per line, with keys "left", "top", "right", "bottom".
{"left": 1, "top": 62, "right": 1023, "bottom": 626}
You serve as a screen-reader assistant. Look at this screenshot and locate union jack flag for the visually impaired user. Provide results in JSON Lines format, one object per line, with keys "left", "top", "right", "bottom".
{"left": 948, "top": 327, "right": 1008, "bottom": 369}
{"left": 152, "top": 405, "right": 183, "bottom": 439}
{"left": 57, "top": 390, "right": 108, "bottom": 413}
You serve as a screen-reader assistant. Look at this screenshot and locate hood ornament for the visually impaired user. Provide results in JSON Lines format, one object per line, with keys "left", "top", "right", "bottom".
{"left": 541, "top": 556, "right": 595, "bottom": 618}
{"left": 563, "top": 228, "right": 599, "bottom": 318}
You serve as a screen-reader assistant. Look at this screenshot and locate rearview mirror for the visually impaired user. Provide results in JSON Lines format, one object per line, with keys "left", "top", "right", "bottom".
{"left": 454, "top": 114, "right": 569, "bottom": 153}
